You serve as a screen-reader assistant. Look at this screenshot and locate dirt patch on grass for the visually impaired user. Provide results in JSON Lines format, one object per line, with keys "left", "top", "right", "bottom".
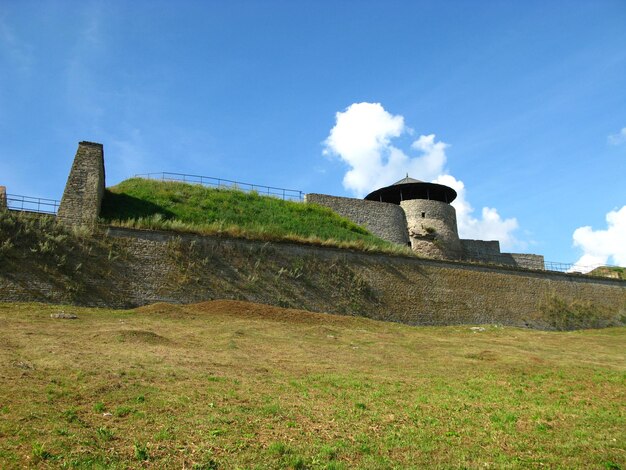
{"left": 114, "top": 329, "right": 173, "bottom": 345}
{"left": 186, "top": 299, "right": 367, "bottom": 326}
{"left": 133, "top": 302, "right": 193, "bottom": 318}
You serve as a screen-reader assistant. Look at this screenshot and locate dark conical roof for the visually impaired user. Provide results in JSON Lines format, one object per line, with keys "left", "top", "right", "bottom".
{"left": 392, "top": 175, "right": 424, "bottom": 185}
{"left": 364, "top": 175, "right": 457, "bottom": 205}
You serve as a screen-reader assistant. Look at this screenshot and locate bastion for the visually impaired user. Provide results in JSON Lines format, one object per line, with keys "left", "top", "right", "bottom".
{"left": 308, "top": 176, "right": 544, "bottom": 269}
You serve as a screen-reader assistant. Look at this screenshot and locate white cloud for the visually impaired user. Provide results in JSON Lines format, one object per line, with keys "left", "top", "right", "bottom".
{"left": 571, "top": 206, "right": 626, "bottom": 272}
{"left": 323, "top": 102, "right": 405, "bottom": 196}
{"left": 608, "top": 127, "right": 626, "bottom": 146}
{"left": 323, "top": 102, "right": 521, "bottom": 250}
{"left": 434, "top": 174, "right": 520, "bottom": 250}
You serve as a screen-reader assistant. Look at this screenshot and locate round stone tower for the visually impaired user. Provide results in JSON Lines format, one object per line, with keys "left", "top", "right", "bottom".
{"left": 364, "top": 176, "right": 462, "bottom": 259}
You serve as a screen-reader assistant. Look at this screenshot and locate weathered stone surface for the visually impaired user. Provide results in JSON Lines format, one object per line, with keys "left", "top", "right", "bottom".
{"left": 57, "top": 141, "right": 105, "bottom": 226}
{"left": 508, "top": 253, "right": 545, "bottom": 270}
{"left": 401, "top": 199, "right": 463, "bottom": 259}
{"left": 1, "top": 227, "right": 623, "bottom": 330}
{"left": 460, "top": 240, "right": 544, "bottom": 269}
{"left": 461, "top": 239, "right": 501, "bottom": 259}
{"left": 305, "top": 193, "right": 410, "bottom": 246}
{"left": 306, "top": 193, "right": 546, "bottom": 269}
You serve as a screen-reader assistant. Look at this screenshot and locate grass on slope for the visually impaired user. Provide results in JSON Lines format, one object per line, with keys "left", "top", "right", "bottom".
{"left": 100, "top": 178, "right": 407, "bottom": 253}
{"left": 590, "top": 266, "right": 626, "bottom": 280}
{"left": 0, "top": 301, "right": 624, "bottom": 469}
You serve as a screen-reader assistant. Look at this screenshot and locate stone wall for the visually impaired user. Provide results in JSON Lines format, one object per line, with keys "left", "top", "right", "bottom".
{"left": 306, "top": 193, "right": 551, "bottom": 268}
{"left": 461, "top": 239, "right": 501, "bottom": 258}
{"left": 509, "top": 253, "right": 545, "bottom": 270}
{"left": 1, "top": 226, "right": 623, "bottom": 330}
{"left": 401, "top": 199, "right": 462, "bottom": 259}
{"left": 57, "top": 141, "right": 105, "bottom": 226}
{"left": 305, "top": 193, "right": 409, "bottom": 246}
{"left": 460, "top": 239, "right": 544, "bottom": 270}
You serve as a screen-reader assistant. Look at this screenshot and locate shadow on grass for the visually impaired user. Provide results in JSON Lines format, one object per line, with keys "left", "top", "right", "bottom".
{"left": 100, "top": 190, "right": 175, "bottom": 221}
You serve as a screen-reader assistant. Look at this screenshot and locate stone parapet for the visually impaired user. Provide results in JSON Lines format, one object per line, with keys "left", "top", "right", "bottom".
{"left": 461, "top": 239, "right": 501, "bottom": 259}
{"left": 509, "top": 253, "right": 545, "bottom": 270}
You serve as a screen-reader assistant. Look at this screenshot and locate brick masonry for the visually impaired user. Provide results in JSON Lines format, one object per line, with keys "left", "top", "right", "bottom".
{"left": 57, "top": 141, "right": 105, "bottom": 226}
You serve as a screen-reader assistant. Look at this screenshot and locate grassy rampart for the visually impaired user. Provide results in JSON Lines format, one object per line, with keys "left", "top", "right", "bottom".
{"left": 100, "top": 178, "right": 408, "bottom": 253}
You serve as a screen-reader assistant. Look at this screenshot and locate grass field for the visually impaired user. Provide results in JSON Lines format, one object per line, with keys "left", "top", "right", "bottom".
{"left": 99, "top": 178, "right": 406, "bottom": 254}
{"left": 0, "top": 301, "right": 624, "bottom": 469}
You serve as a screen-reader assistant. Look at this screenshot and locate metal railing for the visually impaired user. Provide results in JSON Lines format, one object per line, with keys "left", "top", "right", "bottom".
{"left": 134, "top": 172, "right": 304, "bottom": 201}
{"left": 6, "top": 194, "right": 60, "bottom": 214}
{"left": 544, "top": 261, "right": 578, "bottom": 273}
{"left": 544, "top": 260, "right": 622, "bottom": 275}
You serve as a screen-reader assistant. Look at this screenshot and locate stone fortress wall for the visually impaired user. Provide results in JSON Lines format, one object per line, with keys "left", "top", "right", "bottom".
{"left": 0, "top": 225, "right": 624, "bottom": 329}
{"left": 461, "top": 239, "right": 501, "bottom": 258}
{"left": 1, "top": 140, "right": 624, "bottom": 329}
{"left": 48, "top": 140, "right": 546, "bottom": 270}
{"left": 459, "top": 240, "right": 544, "bottom": 269}
{"left": 304, "top": 194, "right": 409, "bottom": 246}
{"left": 308, "top": 192, "right": 544, "bottom": 269}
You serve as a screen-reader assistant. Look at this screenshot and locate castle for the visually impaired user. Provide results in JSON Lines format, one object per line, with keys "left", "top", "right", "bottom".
{"left": 53, "top": 141, "right": 542, "bottom": 269}
{"left": 307, "top": 178, "right": 544, "bottom": 270}
{"left": 2, "top": 141, "right": 624, "bottom": 329}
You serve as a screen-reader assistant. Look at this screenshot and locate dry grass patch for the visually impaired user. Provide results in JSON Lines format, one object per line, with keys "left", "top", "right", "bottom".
{"left": 0, "top": 300, "right": 624, "bottom": 468}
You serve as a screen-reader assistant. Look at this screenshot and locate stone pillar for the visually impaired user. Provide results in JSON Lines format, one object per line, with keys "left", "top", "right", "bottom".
{"left": 57, "top": 141, "right": 106, "bottom": 226}
{"left": 0, "top": 186, "right": 6, "bottom": 210}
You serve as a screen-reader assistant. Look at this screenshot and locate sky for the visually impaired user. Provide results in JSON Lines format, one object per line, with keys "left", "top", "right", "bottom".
{"left": 1, "top": 0, "right": 625, "bottom": 269}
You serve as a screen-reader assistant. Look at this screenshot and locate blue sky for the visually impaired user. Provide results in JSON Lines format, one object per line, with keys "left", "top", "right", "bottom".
{"left": 1, "top": 1, "right": 625, "bottom": 267}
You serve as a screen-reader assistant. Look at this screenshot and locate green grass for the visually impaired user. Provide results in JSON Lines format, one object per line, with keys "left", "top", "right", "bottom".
{"left": 0, "top": 300, "right": 624, "bottom": 468}
{"left": 100, "top": 178, "right": 407, "bottom": 253}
